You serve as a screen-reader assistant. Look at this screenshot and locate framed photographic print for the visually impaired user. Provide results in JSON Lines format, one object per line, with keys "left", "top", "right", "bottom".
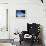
{"left": 16, "top": 10, "right": 25, "bottom": 17}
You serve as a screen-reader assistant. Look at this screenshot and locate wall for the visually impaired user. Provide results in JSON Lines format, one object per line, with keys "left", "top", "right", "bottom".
{"left": 8, "top": 0, "right": 45, "bottom": 43}
{"left": 8, "top": 0, "right": 46, "bottom": 46}
{"left": 0, "top": 0, "right": 8, "bottom": 3}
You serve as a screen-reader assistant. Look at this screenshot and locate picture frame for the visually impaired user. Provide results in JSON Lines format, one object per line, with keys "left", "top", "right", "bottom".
{"left": 16, "top": 10, "right": 26, "bottom": 18}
